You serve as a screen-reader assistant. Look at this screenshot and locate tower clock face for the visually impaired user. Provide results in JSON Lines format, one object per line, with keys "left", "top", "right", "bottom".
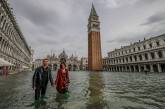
{"left": 92, "top": 24, "right": 99, "bottom": 28}
{"left": 93, "top": 18, "right": 96, "bottom": 21}
{"left": 95, "top": 24, "right": 99, "bottom": 28}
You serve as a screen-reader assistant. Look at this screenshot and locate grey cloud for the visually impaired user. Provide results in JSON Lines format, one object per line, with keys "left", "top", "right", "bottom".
{"left": 136, "top": 0, "right": 156, "bottom": 5}
{"left": 142, "top": 11, "right": 165, "bottom": 25}
{"left": 8, "top": 0, "right": 165, "bottom": 58}
{"left": 11, "top": 0, "right": 59, "bottom": 27}
{"left": 107, "top": 33, "right": 148, "bottom": 44}
{"left": 37, "top": 38, "right": 59, "bottom": 45}
{"left": 107, "top": 24, "right": 165, "bottom": 47}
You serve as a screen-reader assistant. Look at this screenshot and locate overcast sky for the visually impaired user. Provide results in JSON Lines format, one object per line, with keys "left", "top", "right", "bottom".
{"left": 8, "top": 0, "right": 165, "bottom": 59}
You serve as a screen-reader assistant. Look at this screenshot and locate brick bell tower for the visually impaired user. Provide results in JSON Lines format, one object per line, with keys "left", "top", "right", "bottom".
{"left": 88, "top": 4, "right": 102, "bottom": 71}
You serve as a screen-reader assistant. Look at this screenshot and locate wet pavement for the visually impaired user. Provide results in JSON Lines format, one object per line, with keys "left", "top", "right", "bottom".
{"left": 0, "top": 71, "right": 165, "bottom": 109}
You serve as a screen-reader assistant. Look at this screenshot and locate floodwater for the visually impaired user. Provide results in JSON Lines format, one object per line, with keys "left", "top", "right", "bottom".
{"left": 0, "top": 71, "right": 165, "bottom": 109}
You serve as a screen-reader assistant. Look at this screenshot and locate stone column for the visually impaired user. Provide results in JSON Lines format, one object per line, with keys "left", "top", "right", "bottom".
{"left": 133, "top": 65, "right": 136, "bottom": 72}
{"left": 121, "top": 58, "right": 123, "bottom": 63}
{"left": 113, "top": 66, "right": 115, "bottom": 72}
{"left": 118, "top": 66, "right": 120, "bottom": 72}
{"left": 2, "top": 20, "right": 7, "bottom": 31}
{"left": 148, "top": 53, "right": 152, "bottom": 60}
{"left": 124, "top": 66, "right": 127, "bottom": 72}
{"left": 144, "top": 64, "right": 147, "bottom": 71}
{"left": 124, "top": 66, "right": 126, "bottom": 72}
{"left": 138, "top": 65, "right": 141, "bottom": 72}
{"left": 132, "top": 55, "right": 135, "bottom": 62}
{"left": 157, "top": 63, "right": 162, "bottom": 73}
{"left": 116, "top": 66, "right": 118, "bottom": 72}
{"left": 120, "top": 66, "right": 122, "bottom": 72}
{"left": 142, "top": 54, "right": 145, "bottom": 61}
{"left": 129, "top": 66, "right": 131, "bottom": 72}
{"left": 128, "top": 57, "right": 131, "bottom": 63}
{"left": 0, "top": 17, "right": 5, "bottom": 28}
{"left": 137, "top": 55, "right": 140, "bottom": 62}
{"left": 150, "top": 64, "right": 154, "bottom": 72}
{"left": 123, "top": 58, "right": 125, "bottom": 63}
{"left": 125, "top": 66, "right": 127, "bottom": 72}
{"left": 115, "top": 66, "right": 117, "bottom": 72}
{"left": 155, "top": 51, "right": 159, "bottom": 59}
{"left": 162, "top": 50, "right": 165, "bottom": 58}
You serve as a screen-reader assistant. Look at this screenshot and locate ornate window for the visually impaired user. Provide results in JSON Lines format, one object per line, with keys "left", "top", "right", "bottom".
{"left": 134, "top": 55, "right": 137, "bottom": 61}
{"left": 156, "top": 41, "right": 160, "bottom": 46}
{"left": 149, "top": 43, "right": 152, "bottom": 48}
{"left": 126, "top": 57, "right": 128, "bottom": 62}
{"left": 143, "top": 45, "right": 146, "bottom": 49}
{"left": 151, "top": 52, "right": 155, "bottom": 59}
{"left": 158, "top": 51, "right": 163, "bottom": 58}
{"left": 139, "top": 55, "right": 142, "bottom": 61}
{"left": 145, "top": 53, "right": 148, "bottom": 60}
{"left": 138, "top": 47, "right": 140, "bottom": 51}
{"left": 130, "top": 56, "right": 132, "bottom": 62}
{"left": 125, "top": 50, "right": 127, "bottom": 54}
{"left": 0, "top": 37, "right": 2, "bottom": 42}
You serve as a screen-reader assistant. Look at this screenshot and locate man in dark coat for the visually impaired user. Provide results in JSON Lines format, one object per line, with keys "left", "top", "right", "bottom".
{"left": 32, "top": 58, "right": 54, "bottom": 102}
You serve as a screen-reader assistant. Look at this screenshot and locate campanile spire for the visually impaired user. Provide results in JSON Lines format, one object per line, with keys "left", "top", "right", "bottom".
{"left": 88, "top": 4, "right": 102, "bottom": 71}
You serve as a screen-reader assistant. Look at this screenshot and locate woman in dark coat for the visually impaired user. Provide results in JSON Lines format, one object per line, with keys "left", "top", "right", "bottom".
{"left": 55, "top": 63, "right": 70, "bottom": 94}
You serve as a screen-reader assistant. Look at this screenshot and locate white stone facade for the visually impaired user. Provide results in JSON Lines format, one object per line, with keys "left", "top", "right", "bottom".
{"left": 80, "top": 57, "right": 88, "bottom": 70}
{"left": 103, "top": 34, "right": 165, "bottom": 73}
{"left": 0, "top": 0, "right": 31, "bottom": 71}
{"left": 34, "top": 50, "right": 81, "bottom": 71}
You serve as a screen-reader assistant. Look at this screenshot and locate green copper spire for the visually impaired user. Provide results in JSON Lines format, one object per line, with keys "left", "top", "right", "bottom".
{"left": 90, "top": 3, "right": 98, "bottom": 17}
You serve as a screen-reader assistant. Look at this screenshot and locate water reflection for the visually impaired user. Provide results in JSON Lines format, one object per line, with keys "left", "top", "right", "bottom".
{"left": 54, "top": 92, "right": 69, "bottom": 109}
{"left": 86, "top": 72, "right": 109, "bottom": 109}
{"left": 0, "top": 71, "right": 165, "bottom": 109}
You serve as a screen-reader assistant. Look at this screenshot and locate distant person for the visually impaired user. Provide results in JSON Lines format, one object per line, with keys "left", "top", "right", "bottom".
{"left": 3, "top": 66, "right": 8, "bottom": 78}
{"left": 55, "top": 63, "right": 70, "bottom": 94}
{"left": 32, "top": 59, "right": 54, "bottom": 103}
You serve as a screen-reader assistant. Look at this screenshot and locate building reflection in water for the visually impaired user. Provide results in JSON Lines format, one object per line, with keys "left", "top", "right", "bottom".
{"left": 86, "top": 71, "right": 109, "bottom": 109}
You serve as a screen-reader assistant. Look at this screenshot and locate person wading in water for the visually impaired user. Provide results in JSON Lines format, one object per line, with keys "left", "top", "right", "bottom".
{"left": 32, "top": 58, "right": 54, "bottom": 105}
{"left": 55, "top": 63, "right": 70, "bottom": 94}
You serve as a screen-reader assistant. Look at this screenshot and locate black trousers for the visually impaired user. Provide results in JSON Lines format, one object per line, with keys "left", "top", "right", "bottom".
{"left": 35, "top": 85, "right": 47, "bottom": 100}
